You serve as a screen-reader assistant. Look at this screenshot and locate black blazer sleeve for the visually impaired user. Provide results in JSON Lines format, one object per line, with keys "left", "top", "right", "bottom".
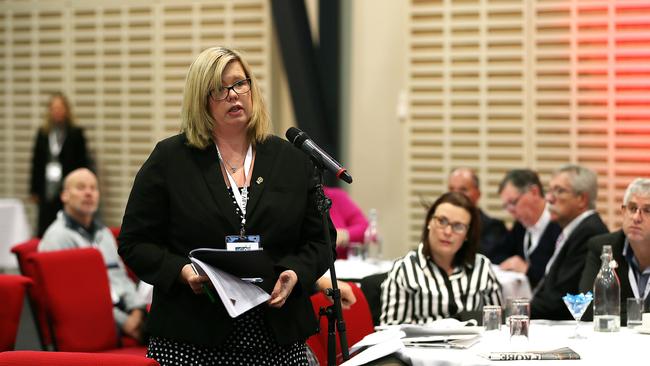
{"left": 30, "top": 129, "right": 48, "bottom": 197}
{"left": 531, "top": 214, "right": 608, "bottom": 320}
{"left": 492, "top": 222, "right": 523, "bottom": 264}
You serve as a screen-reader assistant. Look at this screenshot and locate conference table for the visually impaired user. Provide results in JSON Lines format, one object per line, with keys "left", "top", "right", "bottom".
{"left": 402, "top": 320, "right": 647, "bottom": 365}
{"left": 0, "top": 198, "right": 32, "bottom": 270}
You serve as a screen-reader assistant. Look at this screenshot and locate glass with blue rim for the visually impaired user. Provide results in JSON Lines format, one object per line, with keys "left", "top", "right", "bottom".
{"left": 562, "top": 292, "right": 593, "bottom": 339}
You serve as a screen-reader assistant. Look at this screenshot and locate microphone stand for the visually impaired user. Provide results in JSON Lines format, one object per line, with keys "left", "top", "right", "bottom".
{"left": 312, "top": 163, "right": 350, "bottom": 366}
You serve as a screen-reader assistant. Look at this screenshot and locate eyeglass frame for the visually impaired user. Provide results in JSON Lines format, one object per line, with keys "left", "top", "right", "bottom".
{"left": 431, "top": 215, "right": 469, "bottom": 234}
{"left": 546, "top": 185, "right": 574, "bottom": 197}
{"left": 209, "top": 78, "right": 252, "bottom": 101}
{"left": 502, "top": 187, "right": 532, "bottom": 210}
{"left": 621, "top": 203, "right": 650, "bottom": 217}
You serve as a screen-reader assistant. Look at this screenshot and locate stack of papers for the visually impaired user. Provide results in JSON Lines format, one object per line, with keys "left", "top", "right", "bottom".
{"left": 341, "top": 319, "right": 483, "bottom": 365}
{"left": 189, "top": 248, "right": 274, "bottom": 318}
{"left": 190, "top": 257, "right": 270, "bottom": 318}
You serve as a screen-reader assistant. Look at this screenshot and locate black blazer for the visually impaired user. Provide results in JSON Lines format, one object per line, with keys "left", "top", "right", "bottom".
{"left": 477, "top": 209, "right": 508, "bottom": 264}
{"left": 509, "top": 221, "right": 561, "bottom": 288}
{"left": 30, "top": 125, "right": 90, "bottom": 235}
{"left": 118, "top": 134, "right": 334, "bottom": 347}
{"left": 531, "top": 213, "right": 608, "bottom": 320}
{"left": 579, "top": 230, "right": 635, "bottom": 324}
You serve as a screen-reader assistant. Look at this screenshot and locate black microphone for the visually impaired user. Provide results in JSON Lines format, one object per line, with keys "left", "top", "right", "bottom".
{"left": 285, "top": 127, "right": 353, "bottom": 184}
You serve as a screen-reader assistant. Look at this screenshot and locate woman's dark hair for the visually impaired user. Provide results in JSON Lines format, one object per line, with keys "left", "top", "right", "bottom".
{"left": 421, "top": 191, "right": 480, "bottom": 267}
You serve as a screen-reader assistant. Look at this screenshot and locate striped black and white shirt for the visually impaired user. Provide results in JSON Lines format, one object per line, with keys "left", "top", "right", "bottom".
{"left": 380, "top": 243, "right": 503, "bottom": 325}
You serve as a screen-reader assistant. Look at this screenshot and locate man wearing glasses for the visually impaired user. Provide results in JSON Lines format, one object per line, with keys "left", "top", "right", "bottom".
{"left": 579, "top": 178, "right": 650, "bottom": 324}
{"left": 531, "top": 164, "right": 609, "bottom": 320}
{"left": 497, "top": 169, "right": 561, "bottom": 288}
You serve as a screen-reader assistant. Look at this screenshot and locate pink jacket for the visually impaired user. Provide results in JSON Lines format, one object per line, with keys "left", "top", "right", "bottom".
{"left": 324, "top": 187, "right": 369, "bottom": 259}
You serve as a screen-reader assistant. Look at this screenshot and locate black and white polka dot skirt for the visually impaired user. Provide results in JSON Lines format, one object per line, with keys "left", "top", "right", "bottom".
{"left": 147, "top": 308, "right": 309, "bottom": 365}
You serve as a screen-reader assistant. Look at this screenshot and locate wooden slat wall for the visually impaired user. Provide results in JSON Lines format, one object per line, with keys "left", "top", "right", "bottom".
{"left": 406, "top": 0, "right": 650, "bottom": 242}
{"left": 0, "top": 0, "right": 271, "bottom": 228}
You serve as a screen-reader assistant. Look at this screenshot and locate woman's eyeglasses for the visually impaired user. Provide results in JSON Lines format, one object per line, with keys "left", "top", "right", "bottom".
{"left": 210, "top": 78, "right": 252, "bottom": 101}
{"left": 432, "top": 215, "right": 469, "bottom": 234}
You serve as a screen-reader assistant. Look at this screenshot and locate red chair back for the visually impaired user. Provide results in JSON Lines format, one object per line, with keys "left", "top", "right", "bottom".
{"left": 0, "top": 351, "right": 159, "bottom": 366}
{"left": 29, "top": 248, "right": 121, "bottom": 352}
{"left": 10, "top": 239, "right": 51, "bottom": 349}
{"left": 0, "top": 275, "right": 33, "bottom": 351}
{"left": 307, "top": 282, "right": 375, "bottom": 365}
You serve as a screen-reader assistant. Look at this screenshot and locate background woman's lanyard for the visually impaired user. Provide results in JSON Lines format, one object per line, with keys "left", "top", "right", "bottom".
{"left": 48, "top": 129, "right": 64, "bottom": 158}
{"left": 216, "top": 144, "right": 252, "bottom": 237}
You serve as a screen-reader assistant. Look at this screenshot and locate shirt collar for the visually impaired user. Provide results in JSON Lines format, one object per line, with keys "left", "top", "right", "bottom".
{"left": 528, "top": 204, "right": 552, "bottom": 235}
{"left": 623, "top": 239, "right": 650, "bottom": 275}
{"left": 417, "top": 243, "right": 429, "bottom": 268}
{"left": 61, "top": 210, "right": 102, "bottom": 242}
{"left": 416, "top": 242, "right": 466, "bottom": 275}
{"left": 560, "top": 209, "right": 596, "bottom": 241}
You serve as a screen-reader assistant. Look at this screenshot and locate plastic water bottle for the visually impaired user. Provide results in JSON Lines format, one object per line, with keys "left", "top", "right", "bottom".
{"left": 364, "top": 208, "right": 382, "bottom": 261}
{"left": 593, "top": 245, "right": 620, "bottom": 332}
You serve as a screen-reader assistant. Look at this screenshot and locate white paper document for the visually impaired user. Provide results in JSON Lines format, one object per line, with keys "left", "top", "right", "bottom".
{"left": 190, "top": 257, "right": 270, "bottom": 318}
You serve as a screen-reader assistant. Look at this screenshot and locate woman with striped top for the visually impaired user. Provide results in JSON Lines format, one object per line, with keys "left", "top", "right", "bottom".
{"left": 380, "top": 192, "right": 503, "bottom": 325}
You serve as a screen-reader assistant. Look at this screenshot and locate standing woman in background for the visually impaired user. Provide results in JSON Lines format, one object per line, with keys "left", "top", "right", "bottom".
{"left": 118, "top": 46, "right": 332, "bottom": 365}
{"left": 30, "top": 92, "right": 90, "bottom": 237}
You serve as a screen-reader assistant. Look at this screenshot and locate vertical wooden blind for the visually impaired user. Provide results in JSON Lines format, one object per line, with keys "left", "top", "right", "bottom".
{"left": 406, "top": 0, "right": 650, "bottom": 242}
{"left": 0, "top": 0, "right": 271, "bottom": 227}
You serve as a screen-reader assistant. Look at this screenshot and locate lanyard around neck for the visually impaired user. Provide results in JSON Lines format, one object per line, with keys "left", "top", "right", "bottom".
{"left": 48, "top": 129, "right": 64, "bottom": 157}
{"left": 216, "top": 143, "right": 253, "bottom": 234}
{"left": 628, "top": 265, "right": 650, "bottom": 300}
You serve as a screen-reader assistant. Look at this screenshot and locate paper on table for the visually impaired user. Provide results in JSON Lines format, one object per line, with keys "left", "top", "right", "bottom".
{"left": 340, "top": 338, "right": 404, "bottom": 366}
{"left": 191, "top": 257, "right": 270, "bottom": 318}
{"left": 403, "top": 334, "right": 481, "bottom": 349}
{"left": 482, "top": 347, "right": 581, "bottom": 361}
{"left": 349, "top": 329, "right": 405, "bottom": 354}
{"left": 376, "top": 318, "right": 482, "bottom": 337}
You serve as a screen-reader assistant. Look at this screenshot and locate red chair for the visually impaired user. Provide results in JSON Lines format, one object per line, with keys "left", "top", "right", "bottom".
{"left": 0, "top": 275, "right": 33, "bottom": 351}
{"left": 108, "top": 226, "right": 121, "bottom": 240}
{"left": 307, "top": 282, "right": 375, "bottom": 366}
{"left": 29, "top": 248, "right": 146, "bottom": 355}
{"left": 10, "top": 239, "right": 52, "bottom": 350}
{"left": 0, "top": 351, "right": 159, "bottom": 366}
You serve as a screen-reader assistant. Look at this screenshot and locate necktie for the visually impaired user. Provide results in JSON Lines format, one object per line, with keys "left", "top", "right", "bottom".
{"left": 526, "top": 232, "right": 532, "bottom": 255}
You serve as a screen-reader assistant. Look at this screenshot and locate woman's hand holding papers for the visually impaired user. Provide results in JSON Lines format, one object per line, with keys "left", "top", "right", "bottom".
{"left": 180, "top": 263, "right": 210, "bottom": 294}
{"left": 268, "top": 270, "right": 298, "bottom": 308}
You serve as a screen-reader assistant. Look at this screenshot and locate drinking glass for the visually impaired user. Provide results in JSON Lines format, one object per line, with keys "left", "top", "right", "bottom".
{"left": 509, "top": 315, "right": 529, "bottom": 348}
{"left": 562, "top": 292, "right": 593, "bottom": 339}
{"left": 626, "top": 298, "right": 644, "bottom": 328}
{"left": 482, "top": 305, "right": 502, "bottom": 331}
{"left": 506, "top": 298, "right": 530, "bottom": 325}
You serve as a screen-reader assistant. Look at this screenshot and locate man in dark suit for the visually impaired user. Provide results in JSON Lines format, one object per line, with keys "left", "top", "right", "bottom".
{"left": 497, "top": 169, "right": 561, "bottom": 288}
{"left": 531, "top": 164, "right": 609, "bottom": 320}
{"left": 580, "top": 178, "right": 650, "bottom": 324}
{"left": 448, "top": 167, "right": 507, "bottom": 263}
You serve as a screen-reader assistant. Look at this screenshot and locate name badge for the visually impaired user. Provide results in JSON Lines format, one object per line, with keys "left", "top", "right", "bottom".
{"left": 46, "top": 161, "right": 62, "bottom": 182}
{"left": 225, "top": 235, "right": 261, "bottom": 251}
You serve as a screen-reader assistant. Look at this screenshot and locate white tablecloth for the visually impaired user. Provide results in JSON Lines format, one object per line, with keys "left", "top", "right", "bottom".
{"left": 0, "top": 198, "right": 32, "bottom": 269}
{"left": 404, "top": 321, "right": 646, "bottom": 365}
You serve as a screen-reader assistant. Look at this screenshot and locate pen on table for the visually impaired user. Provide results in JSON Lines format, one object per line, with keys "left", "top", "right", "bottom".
{"left": 190, "top": 263, "right": 217, "bottom": 303}
{"left": 241, "top": 277, "right": 263, "bottom": 283}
